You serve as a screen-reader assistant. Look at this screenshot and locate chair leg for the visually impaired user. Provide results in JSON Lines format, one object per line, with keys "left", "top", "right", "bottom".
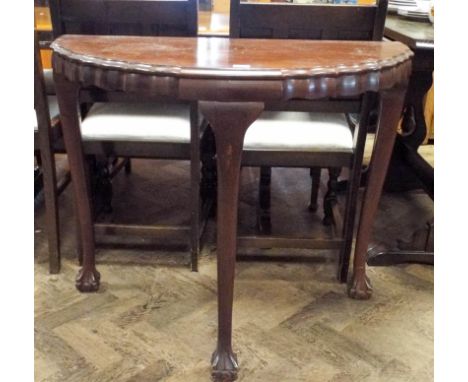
{"left": 75, "top": 201, "right": 83, "bottom": 266}
{"left": 100, "top": 160, "right": 113, "bottom": 214}
{"left": 338, "top": 93, "right": 375, "bottom": 283}
{"left": 89, "top": 155, "right": 113, "bottom": 216}
{"left": 190, "top": 103, "right": 202, "bottom": 272}
{"left": 40, "top": 149, "right": 61, "bottom": 274}
{"left": 308, "top": 167, "right": 321, "bottom": 212}
{"left": 190, "top": 165, "right": 200, "bottom": 272}
{"left": 124, "top": 158, "right": 132, "bottom": 174}
{"left": 34, "top": 150, "right": 44, "bottom": 198}
{"left": 323, "top": 167, "right": 341, "bottom": 226}
{"left": 190, "top": 180, "right": 200, "bottom": 272}
{"left": 257, "top": 166, "right": 272, "bottom": 235}
{"left": 201, "top": 125, "right": 217, "bottom": 217}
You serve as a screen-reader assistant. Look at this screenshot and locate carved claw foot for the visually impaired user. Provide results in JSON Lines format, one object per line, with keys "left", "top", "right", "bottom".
{"left": 211, "top": 348, "right": 238, "bottom": 382}
{"left": 75, "top": 267, "right": 101, "bottom": 292}
{"left": 348, "top": 273, "right": 373, "bottom": 300}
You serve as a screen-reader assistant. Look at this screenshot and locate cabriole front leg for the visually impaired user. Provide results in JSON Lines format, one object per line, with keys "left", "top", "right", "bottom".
{"left": 54, "top": 74, "right": 100, "bottom": 293}
{"left": 200, "top": 101, "right": 264, "bottom": 382}
{"left": 349, "top": 88, "right": 406, "bottom": 300}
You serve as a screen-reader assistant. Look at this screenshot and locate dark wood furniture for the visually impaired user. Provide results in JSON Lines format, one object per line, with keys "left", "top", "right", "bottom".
{"left": 49, "top": 0, "right": 206, "bottom": 272}
{"left": 229, "top": 0, "right": 388, "bottom": 282}
{"left": 51, "top": 35, "right": 412, "bottom": 380}
{"left": 368, "top": 14, "right": 434, "bottom": 266}
{"left": 50, "top": 0, "right": 198, "bottom": 37}
{"left": 34, "top": 32, "right": 72, "bottom": 273}
{"left": 230, "top": 0, "right": 387, "bottom": 39}
{"left": 383, "top": 14, "right": 434, "bottom": 194}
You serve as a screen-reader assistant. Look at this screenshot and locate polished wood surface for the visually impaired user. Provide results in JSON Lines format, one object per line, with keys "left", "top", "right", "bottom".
{"left": 51, "top": 35, "right": 412, "bottom": 381}
{"left": 385, "top": 14, "right": 434, "bottom": 50}
{"left": 52, "top": 35, "right": 411, "bottom": 78}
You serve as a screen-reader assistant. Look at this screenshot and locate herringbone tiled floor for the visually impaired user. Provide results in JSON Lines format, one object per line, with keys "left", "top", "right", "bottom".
{"left": 35, "top": 159, "right": 433, "bottom": 382}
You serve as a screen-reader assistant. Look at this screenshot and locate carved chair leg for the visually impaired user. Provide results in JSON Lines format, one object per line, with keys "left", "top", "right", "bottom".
{"left": 349, "top": 88, "right": 406, "bottom": 300}
{"left": 55, "top": 74, "right": 100, "bottom": 292}
{"left": 200, "top": 101, "right": 264, "bottom": 382}
{"left": 323, "top": 167, "right": 341, "bottom": 226}
{"left": 308, "top": 167, "right": 321, "bottom": 212}
{"left": 257, "top": 166, "right": 272, "bottom": 235}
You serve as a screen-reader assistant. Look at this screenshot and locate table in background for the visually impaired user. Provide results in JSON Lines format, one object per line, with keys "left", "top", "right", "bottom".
{"left": 383, "top": 14, "right": 434, "bottom": 195}
{"left": 368, "top": 14, "right": 434, "bottom": 266}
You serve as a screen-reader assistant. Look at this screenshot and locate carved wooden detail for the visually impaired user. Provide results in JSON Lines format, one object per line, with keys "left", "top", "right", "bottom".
{"left": 51, "top": 36, "right": 412, "bottom": 102}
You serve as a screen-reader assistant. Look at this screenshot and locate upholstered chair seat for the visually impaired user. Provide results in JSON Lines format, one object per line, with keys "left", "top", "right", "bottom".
{"left": 80, "top": 102, "right": 191, "bottom": 142}
{"left": 43, "top": 69, "right": 56, "bottom": 95}
{"left": 243, "top": 112, "right": 353, "bottom": 152}
{"left": 34, "top": 96, "right": 59, "bottom": 131}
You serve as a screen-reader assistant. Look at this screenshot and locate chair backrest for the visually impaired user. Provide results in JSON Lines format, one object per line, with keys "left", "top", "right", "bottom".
{"left": 35, "top": 31, "right": 52, "bottom": 136}
{"left": 50, "top": 0, "right": 198, "bottom": 38}
{"left": 230, "top": 0, "right": 388, "bottom": 41}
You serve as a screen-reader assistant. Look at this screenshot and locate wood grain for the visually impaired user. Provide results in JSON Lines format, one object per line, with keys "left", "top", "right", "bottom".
{"left": 51, "top": 35, "right": 412, "bottom": 80}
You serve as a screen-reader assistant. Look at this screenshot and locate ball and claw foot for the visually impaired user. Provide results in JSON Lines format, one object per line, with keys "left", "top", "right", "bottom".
{"left": 75, "top": 267, "right": 101, "bottom": 292}
{"left": 211, "top": 348, "right": 238, "bottom": 382}
{"left": 348, "top": 273, "right": 373, "bottom": 300}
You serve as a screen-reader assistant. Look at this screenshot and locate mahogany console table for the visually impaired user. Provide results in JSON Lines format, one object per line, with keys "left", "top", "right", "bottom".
{"left": 51, "top": 35, "right": 412, "bottom": 381}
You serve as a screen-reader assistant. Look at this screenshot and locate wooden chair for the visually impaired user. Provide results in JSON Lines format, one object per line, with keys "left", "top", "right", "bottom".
{"left": 227, "top": 0, "right": 388, "bottom": 281}
{"left": 35, "top": 31, "right": 72, "bottom": 273}
{"left": 49, "top": 0, "right": 207, "bottom": 271}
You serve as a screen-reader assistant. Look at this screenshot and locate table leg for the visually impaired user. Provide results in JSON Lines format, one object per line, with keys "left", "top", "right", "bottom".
{"left": 54, "top": 74, "right": 100, "bottom": 293}
{"left": 348, "top": 88, "right": 406, "bottom": 300}
{"left": 199, "top": 101, "right": 263, "bottom": 382}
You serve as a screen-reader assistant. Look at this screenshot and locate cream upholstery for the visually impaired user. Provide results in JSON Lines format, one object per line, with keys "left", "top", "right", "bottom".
{"left": 81, "top": 102, "right": 191, "bottom": 143}
{"left": 43, "top": 69, "right": 55, "bottom": 95}
{"left": 34, "top": 96, "right": 60, "bottom": 131}
{"left": 48, "top": 96, "right": 60, "bottom": 121}
{"left": 243, "top": 112, "right": 353, "bottom": 152}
